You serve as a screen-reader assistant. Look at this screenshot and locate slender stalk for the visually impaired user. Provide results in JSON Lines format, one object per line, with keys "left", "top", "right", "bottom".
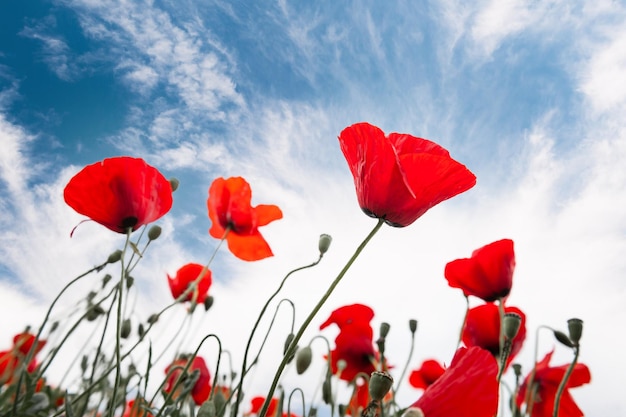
{"left": 552, "top": 346, "right": 580, "bottom": 417}
{"left": 231, "top": 255, "right": 324, "bottom": 417}
{"left": 258, "top": 218, "right": 384, "bottom": 417}
{"left": 108, "top": 230, "right": 132, "bottom": 417}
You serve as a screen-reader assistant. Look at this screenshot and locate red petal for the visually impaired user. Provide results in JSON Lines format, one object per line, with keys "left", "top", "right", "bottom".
{"left": 226, "top": 231, "right": 274, "bottom": 261}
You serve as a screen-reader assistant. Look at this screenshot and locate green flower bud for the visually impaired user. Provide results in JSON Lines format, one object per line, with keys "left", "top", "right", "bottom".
{"left": 296, "top": 346, "right": 313, "bottom": 374}
{"left": 126, "top": 275, "right": 134, "bottom": 289}
{"left": 107, "top": 250, "right": 123, "bottom": 264}
{"left": 147, "top": 314, "right": 159, "bottom": 324}
{"left": 138, "top": 323, "right": 145, "bottom": 338}
{"left": 338, "top": 404, "right": 347, "bottom": 417}
{"left": 512, "top": 363, "right": 522, "bottom": 377}
{"left": 379, "top": 322, "right": 390, "bottom": 338}
{"left": 553, "top": 330, "right": 574, "bottom": 348}
{"left": 503, "top": 312, "right": 522, "bottom": 340}
{"left": 86, "top": 304, "right": 105, "bottom": 321}
{"left": 567, "top": 318, "right": 583, "bottom": 344}
{"left": 80, "top": 355, "right": 89, "bottom": 373}
{"left": 336, "top": 359, "right": 347, "bottom": 374}
{"left": 102, "top": 274, "right": 112, "bottom": 288}
{"left": 148, "top": 225, "right": 162, "bottom": 241}
{"left": 369, "top": 371, "right": 393, "bottom": 401}
{"left": 318, "top": 234, "right": 332, "bottom": 255}
{"left": 409, "top": 319, "right": 418, "bottom": 334}
{"left": 322, "top": 378, "right": 332, "bottom": 405}
{"left": 121, "top": 318, "right": 132, "bottom": 339}
{"left": 50, "top": 321, "right": 59, "bottom": 333}
{"left": 203, "top": 296, "right": 214, "bottom": 312}
{"left": 198, "top": 400, "right": 216, "bottom": 417}
{"left": 308, "top": 407, "right": 318, "bottom": 417}
{"left": 169, "top": 177, "right": 180, "bottom": 192}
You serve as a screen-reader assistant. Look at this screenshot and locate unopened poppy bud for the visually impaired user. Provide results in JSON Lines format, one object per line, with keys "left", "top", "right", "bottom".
{"left": 369, "top": 371, "right": 393, "bottom": 401}
{"left": 322, "top": 378, "right": 332, "bottom": 404}
{"left": 409, "top": 319, "right": 418, "bottom": 334}
{"left": 214, "top": 390, "right": 226, "bottom": 417}
{"left": 379, "top": 322, "right": 390, "bottom": 338}
{"left": 198, "top": 400, "right": 216, "bottom": 417}
{"left": 553, "top": 330, "right": 574, "bottom": 348}
{"left": 338, "top": 404, "right": 347, "bottom": 417}
{"left": 203, "top": 296, "right": 214, "bottom": 311}
{"left": 121, "top": 318, "right": 131, "bottom": 339}
{"left": 126, "top": 275, "right": 134, "bottom": 289}
{"left": 308, "top": 407, "right": 318, "bottom": 417}
{"left": 169, "top": 177, "right": 180, "bottom": 191}
{"left": 512, "top": 363, "right": 522, "bottom": 377}
{"left": 147, "top": 313, "right": 159, "bottom": 324}
{"left": 503, "top": 313, "right": 522, "bottom": 340}
{"left": 567, "top": 318, "right": 583, "bottom": 344}
{"left": 403, "top": 408, "right": 425, "bottom": 417}
{"left": 107, "top": 250, "right": 123, "bottom": 264}
{"left": 376, "top": 338, "right": 385, "bottom": 354}
{"left": 138, "top": 323, "right": 145, "bottom": 338}
{"left": 80, "top": 355, "right": 89, "bottom": 373}
{"left": 283, "top": 333, "right": 295, "bottom": 355}
{"left": 102, "top": 274, "right": 112, "bottom": 288}
{"left": 86, "top": 304, "right": 105, "bottom": 321}
{"left": 148, "top": 225, "right": 162, "bottom": 241}
{"left": 296, "top": 346, "right": 312, "bottom": 374}
{"left": 50, "top": 321, "right": 59, "bottom": 332}
{"left": 318, "top": 234, "right": 332, "bottom": 255}
{"left": 336, "top": 359, "right": 347, "bottom": 374}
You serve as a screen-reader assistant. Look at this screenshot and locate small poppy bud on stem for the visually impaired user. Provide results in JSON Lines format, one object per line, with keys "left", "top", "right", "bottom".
{"left": 318, "top": 234, "right": 332, "bottom": 255}
{"left": 368, "top": 371, "right": 393, "bottom": 401}
{"left": 567, "top": 318, "right": 583, "bottom": 345}
{"left": 148, "top": 225, "right": 162, "bottom": 241}
{"left": 503, "top": 312, "right": 522, "bottom": 340}
{"left": 203, "top": 296, "right": 214, "bottom": 311}
{"left": 169, "top": 177, "right": 180, "bottom": 191}
{"left": 147, "top": 314, "right": 159, "bottom": 324}
{"left": 409, "top": 319, "right": 418, "bottom": 334}
{"left": 121, "top": 318, "right": 131, "bottom": 339}
{"left": 107, "top": 250, "right": 123, "bottom": 264}
{"left": 379, "top": 322, "right": 390, "bottom": 338}
{"left": 295, "top": 346, "right": 312, "bottom": 374}
{"left": 553, "top": 330, "right": 574, "bottom": 348}
{"left": 322, "top": 377, "right": 332, "bottom": 405}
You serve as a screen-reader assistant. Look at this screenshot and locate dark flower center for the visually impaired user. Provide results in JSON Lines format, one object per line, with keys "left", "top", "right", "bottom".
{"left": 121, "top": 217, "right": 138, "bottom": 230}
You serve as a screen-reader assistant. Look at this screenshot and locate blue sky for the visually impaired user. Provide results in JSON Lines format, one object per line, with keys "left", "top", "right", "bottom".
{"left": 1, "top": 0, "right": 625, "bottom": 415}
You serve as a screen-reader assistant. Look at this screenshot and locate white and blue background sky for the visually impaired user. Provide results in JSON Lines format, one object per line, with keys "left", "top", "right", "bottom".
{"left": 1, "top": 0, "right": 625, "bottom": 415}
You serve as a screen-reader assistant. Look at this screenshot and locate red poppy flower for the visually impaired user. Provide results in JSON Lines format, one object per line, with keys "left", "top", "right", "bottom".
{"left": 167, "top": 263, "right": 212, "bottom": 303}
{"left": 207, "top": 177, "right": 283, "bottom": 261}
{"left": 516, "top": 351, "right": 591, "bottom": 417}
{"left": 410, "top": 347, "right": 498, "bottom": 417}
{"left": 444, "top": 239, "right": 515, "bottom": 302}
{"left": 247, "top": 396, "right": 298, "bottom": 417}
{"left": 409, "top": 359, "right": 446, "bottom": 390}
{"left": 319, "top": 304, "right": 375, "bottom": 333}
{"left": 346, "top": 380, "right": 370, "bottom": 416}
{"left": 12, "top": 332, "right": 46, "bottom": 357}
{"left": 64, "top": 156, "right": 173, "bottom": 234}
{"left": 164, "top": 356, "right": 211, "bottom": 406}
{"left": 338, "top": 122, "right": 476, "bottom": 227}
{"left": 462, "top": 304, "right": 526, "bottom": 367}
{"left": 320, "top": 304, "right": 379, "bottom": 382}
{"left": 123, "top": 398, "right": 154, "bottom": 417}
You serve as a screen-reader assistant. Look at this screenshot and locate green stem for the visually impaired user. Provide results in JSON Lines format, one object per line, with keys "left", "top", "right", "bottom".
{"left": 258, "top": 218, "right": 384, "bottom": 417}
{"left": 232, "top": 256, "right": 323, "bottom": 417}
{"left": 552, "top": 346, "right": 579, "bottom": 417}
{"left": 108, "top": 230, "right": 132, "bottom": 417}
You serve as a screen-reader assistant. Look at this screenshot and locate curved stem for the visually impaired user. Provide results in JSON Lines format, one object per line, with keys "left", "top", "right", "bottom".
{"left": 232, "top": 254, "right": 324, "bottom": 417}
{"left": 392, "top": 323, "right": 417, "bottom": 399}
{"left": 259, "top": 218, "right": 384, "bottom": 417}
{"left": 552, "top": 346, "right": 579, "bottom": 417}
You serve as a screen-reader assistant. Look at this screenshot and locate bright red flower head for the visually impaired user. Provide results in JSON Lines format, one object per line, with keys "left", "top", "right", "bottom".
{"left": 207, "top": 177, "right": 283, "bottom": 261}
{"left": 13, "top": 332, "right": 46, "bottom": 357}
{"left": 445, "top": 239, "right": 515, "bottom": 302}
{"left": 409, "top": 359, "right": 446, "bottom": 390}
{"left": 410, "top": 347, "right": 498, "bottom": 417}
{"left": 167, "top": 263, "right": 212, "bottom": 303}
{"left": 319, "top": 304, "right": 375, "bottom": 333}
{"left": 164, "top": 355, "right": 211, "bottom": 406}
{"left": 123, "top": 398, "right": 154, "bottom": 417}
{"left": 247, "top": 396, "right": 297, "bottom": 417}
{"left": 516, "top": 351, "right": 591, "bottom": 417}
{"left": 462, "top": 304, "right": 526, "bottom": 367}
{"left": 320, "top": 304, "right": 378, "bottom": 382}
{"left": 338, "top": 122, "right": 476, "bottom": 227}
{"left": 64, "top": 156, "right": 173, "bottom": 234}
